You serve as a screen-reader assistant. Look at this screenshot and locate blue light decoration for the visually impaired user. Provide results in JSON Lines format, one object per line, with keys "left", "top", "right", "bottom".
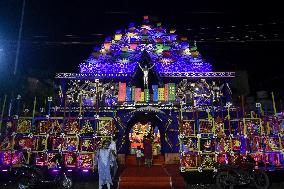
{"left": 79, "top": 20, "right": 213, "bottom": 77}
{"left": 152, "top": 85, "right": 158, "bottom": 102}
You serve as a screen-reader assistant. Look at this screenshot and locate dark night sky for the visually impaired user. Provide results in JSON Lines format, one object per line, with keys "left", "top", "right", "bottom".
{"left": 0, "top": 0, "right": 283, "bottom": 96}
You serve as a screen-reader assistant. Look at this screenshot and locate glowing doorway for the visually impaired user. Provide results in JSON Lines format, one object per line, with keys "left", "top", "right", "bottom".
{"left": 129, "top": 122, "right": 161, "bottom": 155}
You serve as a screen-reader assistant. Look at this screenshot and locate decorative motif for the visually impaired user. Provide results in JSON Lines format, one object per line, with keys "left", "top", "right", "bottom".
{"left": 51, "top": 136, "right": 64, "bottom": 150}
{"left": 47, "top": 153, "right": 57, "bottom": 168}
{"left": 64, "top": 137, "right": 78, "bottom": 151}
{"left": 181, "top": 153, "right": 197, "bottom": 169}
{"left": 97, "top": 119, "right": 113, "bottom": 136}
{"left": 17, "top": 119, "right": 31, "bottom": 133}
{"left": 14, "top": 137, "right": 36, "bottom": 151}
{"left": 80, "top": 120, "right": 95, "bottom": 135}
{"left": 65, "top": 152, "right": 77, "bottom": 167}
{"left": 65, "top": 119, "right": 80, "bottom": 135}
{"left": 38, "top": 120, "right": 52, "bottom": 134}
{"left": 77, "top": 154, "right": 93, "bottom": 169}
{"left": 199, "top": 119, "right": 214, "bottom": 134}
{"left": 34, "top": 136, "right": 47, "bottom": 151}
{"left": 200, "top": 154, "right": 215, "bottom": 169}
{"left": 181, "top": 137, "right": 198, "bottom": 152}
{"left": 216, "top": 138, "right": 231, "bottom": 153}
{"left": 0, "top": 137, "right": 13, "bottom": 150}
{"left": 80, "top": 138, "right": 94, "bottom": 152}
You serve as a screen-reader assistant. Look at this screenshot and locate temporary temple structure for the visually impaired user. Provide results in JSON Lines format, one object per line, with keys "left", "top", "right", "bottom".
{"left": 0, "top": 16, "right": 283, "bottom": 173}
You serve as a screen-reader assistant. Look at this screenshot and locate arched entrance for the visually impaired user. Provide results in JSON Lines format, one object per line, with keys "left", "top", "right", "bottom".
{"left": 129, "top": 120, "right": 161, "bottom": 155}
{"left": 124, "top": 107, "right": 168, "bottom": 166}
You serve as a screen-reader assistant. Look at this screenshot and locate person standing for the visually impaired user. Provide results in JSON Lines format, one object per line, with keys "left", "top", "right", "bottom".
{"left": 109, "top": 136, "right": 118, "bottom": 179}
{"left": 143, "top": 135, "right": 153, "bottom": 168}
{"left": 95, "top": 140, "right": 113, "bottom": 189}
{"left": 135, "top": 146, "right": 142, "bottom": 167}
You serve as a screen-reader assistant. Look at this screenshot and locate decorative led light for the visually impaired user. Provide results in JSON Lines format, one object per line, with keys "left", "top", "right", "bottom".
{"left": 78, "top": 21, "right": 214, "bottom": 76}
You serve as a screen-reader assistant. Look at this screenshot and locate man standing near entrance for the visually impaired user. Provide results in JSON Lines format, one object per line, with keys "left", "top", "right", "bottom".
{"left": 143, "top": 135, "right": 153, "bottom": 168}
{"left": 109, "top": 135, "right": 118, "bottom": 179}
{"left": 95, "top": 140, "right": 113, "bottom": 189}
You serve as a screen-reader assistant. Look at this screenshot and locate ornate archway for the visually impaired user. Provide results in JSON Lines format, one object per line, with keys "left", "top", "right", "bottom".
{"left": 125, "top": 106, "right": 167, "bottom": 155}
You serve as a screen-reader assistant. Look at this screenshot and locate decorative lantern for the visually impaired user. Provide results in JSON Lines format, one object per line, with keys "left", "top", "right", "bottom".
{"left": 130, "top": 43, "right": 138, "bottom": 50}
{"left": 126, "top": 32, "right": 137, "bottom": 37}
{"left": 122, "top": 46, "right": 128, "bottom": 52}
{"left": 156, "top": 44, "right": 164, "bottom": 50}
{"left": 103, "top": 42, "right": 111, "bottom": 50}
{"left": 114, "top": 34, "right": 122, "bottom": 41}
{"left": 169, "top": 29, "right": 176, "bottom": 34}
{"left": 183, "top": 48, "right": 191, "bottom": 55}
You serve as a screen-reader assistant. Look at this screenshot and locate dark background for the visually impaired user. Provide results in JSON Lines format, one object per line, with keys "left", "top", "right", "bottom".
{"left": 0, "top": 0, "right": 283, "bottom": 102}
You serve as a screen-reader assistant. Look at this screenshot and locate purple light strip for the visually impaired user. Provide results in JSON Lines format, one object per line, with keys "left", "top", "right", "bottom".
{"left": 55, "top": 72, "right": 235, "bottom": 79}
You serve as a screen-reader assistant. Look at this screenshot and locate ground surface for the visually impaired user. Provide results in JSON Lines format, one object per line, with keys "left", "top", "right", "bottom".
{"left": 1, "top": 182, "right": 284, "bottom": 189}
{"left": 1, "top": 166, "right": 284, "bottom": 189}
